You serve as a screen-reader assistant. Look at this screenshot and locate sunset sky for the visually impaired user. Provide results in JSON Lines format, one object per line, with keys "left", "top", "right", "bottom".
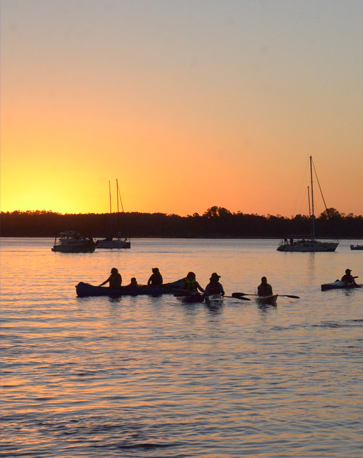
{"left": 1, "top": 0, "right": 362, "bottom": 217}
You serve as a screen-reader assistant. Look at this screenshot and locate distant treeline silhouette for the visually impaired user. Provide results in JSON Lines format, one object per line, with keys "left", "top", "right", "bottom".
{"left": 1, "top": 206, "right": 362, "bottom": 238}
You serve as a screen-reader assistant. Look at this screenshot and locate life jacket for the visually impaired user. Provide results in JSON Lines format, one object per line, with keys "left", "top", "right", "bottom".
{"left": 184, "top": 277, "right": 197, "bottom": 292}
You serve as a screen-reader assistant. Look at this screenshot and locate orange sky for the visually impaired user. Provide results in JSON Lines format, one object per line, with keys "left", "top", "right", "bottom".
{"left": 1, "top": 0, "right": 363, "bottom": 217}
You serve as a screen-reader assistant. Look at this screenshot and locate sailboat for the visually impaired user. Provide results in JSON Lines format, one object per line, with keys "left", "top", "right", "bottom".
{"left": 277, "top": 156, "right": 339, "bottom": 252}
{"left": 96, "top": 180, "right": 131, "bottom": 249}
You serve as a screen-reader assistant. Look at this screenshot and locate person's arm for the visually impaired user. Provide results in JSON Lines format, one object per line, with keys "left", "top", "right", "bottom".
{"left": 196, "top": 282, "right": 205, "bottom": 293}
{"left": 98, "top": 276, "right": 110, "bottom": 287}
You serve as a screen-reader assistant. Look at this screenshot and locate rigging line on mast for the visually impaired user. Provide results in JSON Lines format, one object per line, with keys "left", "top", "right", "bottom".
{"left": 312, "top": 160, "right": 329, "bottom": 212}
{"left": 117, "top": 181, "right": 125, "bottom": 213}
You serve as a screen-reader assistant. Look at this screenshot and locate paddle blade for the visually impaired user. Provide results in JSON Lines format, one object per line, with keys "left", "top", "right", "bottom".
{"left": 281, "top": 294, "right": 300, "bottom": 299}
{"left": 232, "top": 292, "right": 247, "bottom": 298}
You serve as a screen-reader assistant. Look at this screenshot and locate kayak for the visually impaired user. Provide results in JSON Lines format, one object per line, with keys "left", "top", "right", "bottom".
{"left": 76, "top": 279, "right": 183, "bottom": 297}
{"left": 205, "top": 294, "right": 224, "bottom": 306}
{"left": 177, "top": 293, "right": 205, "bottom": 304}
{"left": 321, "top": 281, "right": 361, "bottom": 292}
{"left": 255, "top": 294, "right": 278, "bottom": 306}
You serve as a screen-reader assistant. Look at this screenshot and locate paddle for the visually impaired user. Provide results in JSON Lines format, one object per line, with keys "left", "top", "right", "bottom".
{"left": 232, "top": 292, "right": 300, "bottom": 299}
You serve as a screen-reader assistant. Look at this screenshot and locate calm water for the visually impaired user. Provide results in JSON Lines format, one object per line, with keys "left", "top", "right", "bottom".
{"left": 1, "top": 238, "right": 362, "bottom": 457}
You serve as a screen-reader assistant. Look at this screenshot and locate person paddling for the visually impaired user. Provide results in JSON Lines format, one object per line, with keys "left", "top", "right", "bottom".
{"left": 257, "top": 276, "right": 273, "bottom": 297}
{"left": 147, "top": 267, "right": 163, "bottom": 286}
{"left": 99, "top": 268, "right": 122, "bottom": 288}
{"left": 205, "top": 273, "right": 224, "bottom": 296}
{"left": 341, "top": 269, "right": 357, "bottom": 285}
{"left": 181, "top": 272, "right": 205, "bottom": 294}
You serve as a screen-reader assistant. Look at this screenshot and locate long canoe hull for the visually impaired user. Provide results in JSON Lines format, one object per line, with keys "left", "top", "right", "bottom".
{"left": 321, "top": 281, "right": 361, "bottom": 291}
{"left": 76, "top": 280, "right": 183, "bottom": 297}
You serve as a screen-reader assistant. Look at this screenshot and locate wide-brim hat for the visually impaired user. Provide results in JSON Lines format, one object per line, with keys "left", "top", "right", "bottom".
{"left": 211, "top": 272, "right": 220, "bottom": 279}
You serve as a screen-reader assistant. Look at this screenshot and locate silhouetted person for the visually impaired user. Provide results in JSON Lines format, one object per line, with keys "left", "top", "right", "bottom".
{"left": 257, "top": 276, "right": 273, "bottom": 297}
{"left": 126, "top": 277, "right": 138, "bottom": 288}
{"left": 181, "top": 272, "right": 205, "bottom": 293}
{"left": 205, "top": 273, "right": 225, "bottom": 296}
{"left": 148, "top": 268, "right": 163, "bottom": 286}
{"left": 341, "top": 269, "right": 357, "bottom": 285}
{"left": 99, "top": 268, "right": 122, "bottom": 288}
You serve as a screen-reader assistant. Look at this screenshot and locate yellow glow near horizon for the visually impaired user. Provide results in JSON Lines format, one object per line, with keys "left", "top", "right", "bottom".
{"left": 1, "top": 1, "right": 363, "bottom": 217}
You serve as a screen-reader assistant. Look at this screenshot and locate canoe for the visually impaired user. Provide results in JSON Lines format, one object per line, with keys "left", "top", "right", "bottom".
{"left": 176, "top": 293, "right": 205, "bottom": 304}
{"left": 255, "top": 294, "right": 278, "bottom": 306}
{"left": 205, "top": 294, "right": 224, "bottom": 306}
{"left": 76, "top": 279, "right": 183, "bottom": 297}
{"left": 321, "top": 281, "right": 361, "bottom": 291}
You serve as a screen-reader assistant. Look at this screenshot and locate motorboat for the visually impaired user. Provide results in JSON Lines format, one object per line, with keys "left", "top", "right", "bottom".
{"left": 52, "top": 231, "right": 96, "bottom": 253}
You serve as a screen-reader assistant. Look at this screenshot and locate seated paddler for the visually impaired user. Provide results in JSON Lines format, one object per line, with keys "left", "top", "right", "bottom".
{"left": 257, "top": 276, "right": 273, "bottom": 297}
{"left": 181, "top": 272, "right": 205, "bottom": 294}
{"left": 147, "top": 267, "right": 163, "bottom": 286}
{"left": 98, "top": 267, "right": 122, "bottom": 289}
{"left": 205, "top": 272, "right": 224, "bottom": 296}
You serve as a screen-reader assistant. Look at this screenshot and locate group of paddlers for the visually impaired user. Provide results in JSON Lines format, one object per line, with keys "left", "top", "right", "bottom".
{"left": 98, "top": 267, "right": 277, "bottom": 298}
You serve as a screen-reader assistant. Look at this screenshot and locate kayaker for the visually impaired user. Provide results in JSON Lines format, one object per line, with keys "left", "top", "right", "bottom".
{"left": 257, "top": 276, "right": 273, "bottom": 297}
{"left": 126, "top": 277, "right": 138, "bottom": 288}
{"left": 205, "top": 273, "right": 225, "bottom": 296}
{"left": 98, "top": 267, "right": 122, "bottom": 288}
{"left": 147, "top": 267, "right": 163, "bottom": 286}
{"left": 181, "top": 272, "right": 205, "bottom": 294}
{"left": 341, "top": 269, "right": 357, "bottom": 285}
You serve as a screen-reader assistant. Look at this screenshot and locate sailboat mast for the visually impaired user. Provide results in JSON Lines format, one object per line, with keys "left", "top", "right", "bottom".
{"left": 307, "top": 186, "right": 311, "bottom": 216}
{"left": 310, "top": 156, "right": 315, "bottom": 241}
{"left": 109, "top": 181, "right": 112, "bottom": 213}
{"left": 116, "top": 179, "right": 120, "bottom": 214}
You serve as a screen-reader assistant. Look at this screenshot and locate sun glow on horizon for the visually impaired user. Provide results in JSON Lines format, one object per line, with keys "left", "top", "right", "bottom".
{"left": 1, "top": 1, "right": 363, "bottom": 218}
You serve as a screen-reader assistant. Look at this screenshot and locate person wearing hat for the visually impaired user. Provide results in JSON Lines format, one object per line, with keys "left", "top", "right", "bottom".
{"left": 148, "top": 267, "right": 163, "bottom": 286}
{"left": 341, "top": 269, "right": 357, "bottom": 285}
{"left": 99, "top": 267, "right": 122, "bottom": 288}
{"left": 205, "top": 273, "right": 225, "bottom": 296}
{"left": 257, "top": 276, "right": 273, "bottom": 297}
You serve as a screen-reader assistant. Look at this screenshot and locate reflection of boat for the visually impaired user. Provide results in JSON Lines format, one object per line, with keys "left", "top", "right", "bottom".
{"left": 96, "top": 180, "right": 131, "bottom": 250}
{"left": 52, "top": 231, "right": 96, "bottom": 253}
{"left": 350, "top": 244, "right": 363, "bottom": 250}
{"left": 321, "top": 281, "right": 361, "bottom": 291}
{"left": 76, "top": 279, "right": 183, "bottom": 297}
{"left": 277, "top": 156, "right": 339, "bottom": 252}
{"left": 255, "top": 294, "right": 278, "bottom": 306}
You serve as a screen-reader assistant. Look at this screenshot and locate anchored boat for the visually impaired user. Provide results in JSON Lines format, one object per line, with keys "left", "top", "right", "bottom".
{"left": 52, "top": 231, "right": 96, "bottom": 253}
{"left": 277, "top": 156, "right": 339, "bottom": 252}
{"left": 96, "top": 179, "right": 131, "bottom": 250}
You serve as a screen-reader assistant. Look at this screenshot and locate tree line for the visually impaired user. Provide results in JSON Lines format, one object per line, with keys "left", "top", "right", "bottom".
{"left": 1, "top": 206, "right": 362, "bottom": 238}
